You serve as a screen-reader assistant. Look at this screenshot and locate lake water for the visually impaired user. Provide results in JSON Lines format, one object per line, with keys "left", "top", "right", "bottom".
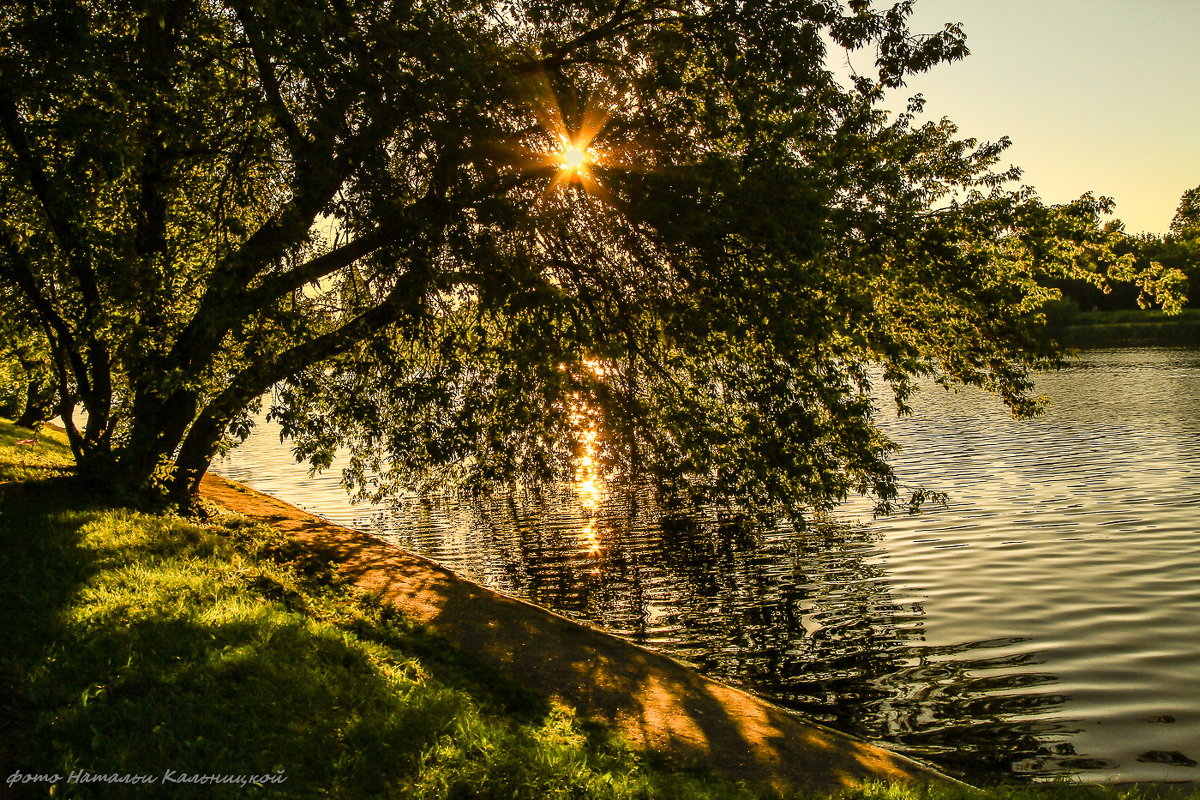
{"left": 213, "top": 347, "right": 1200, "bottom": 784}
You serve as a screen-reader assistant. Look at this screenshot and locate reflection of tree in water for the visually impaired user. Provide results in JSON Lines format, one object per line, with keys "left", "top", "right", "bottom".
{"left": 861, "top": 640, "right": 1095, "bottom": 778}
{"left": 377, "top": 490, "right": 1103, "bottom": 782}
{"left": 641, "top": 514, "right": 1094, "bottom": 780}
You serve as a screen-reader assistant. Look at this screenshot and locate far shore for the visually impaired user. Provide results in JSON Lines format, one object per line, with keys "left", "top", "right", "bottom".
{"left": 1047, "top": 307, "right": 1200, "bottom": 347}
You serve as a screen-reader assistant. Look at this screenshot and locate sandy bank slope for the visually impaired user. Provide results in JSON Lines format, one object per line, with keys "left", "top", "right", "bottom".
{"left": 200, "top": 473, "right": 959, "bottom": 795}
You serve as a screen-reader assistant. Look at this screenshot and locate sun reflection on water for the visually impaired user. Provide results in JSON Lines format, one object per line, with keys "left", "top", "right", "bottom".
{"left": 571, "top": 399, "right": 605, "bottom": 567}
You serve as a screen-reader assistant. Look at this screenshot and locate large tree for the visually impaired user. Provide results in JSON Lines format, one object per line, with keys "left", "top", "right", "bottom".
{"left": 1163, "top": 185, "right": 1200, "bottom": 303}
{"left": 0, "top": 0, "right": 1170, "bottom": 512}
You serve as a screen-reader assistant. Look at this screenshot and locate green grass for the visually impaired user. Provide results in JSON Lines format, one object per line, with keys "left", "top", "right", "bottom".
{"left": 0, "top": 419, "right": 1193, "bottom": 799}
{"left": 0, "top": 422, "right": 771, "bottom": 799}
{"left": 0, "top": 417, "right": 74, "bottom": 483}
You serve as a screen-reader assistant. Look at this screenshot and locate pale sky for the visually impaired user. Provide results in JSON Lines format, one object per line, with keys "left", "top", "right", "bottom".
{"left": 862, "top": 0, "right": 1200, "bottom": 234}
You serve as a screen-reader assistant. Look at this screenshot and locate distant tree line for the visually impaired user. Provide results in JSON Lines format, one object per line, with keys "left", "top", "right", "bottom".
{"left": 1055, "top": 185, "right": 1199, "bottom": 313}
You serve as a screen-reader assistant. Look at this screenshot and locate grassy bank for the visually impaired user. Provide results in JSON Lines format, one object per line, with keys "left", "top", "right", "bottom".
{"left": 0, "top": 420, "right": 768, "bottom": 799}
{"left": 0, "top": 419, "right": 1192, "bottom": 799}
{"left": 1048, "top": 308, "right": 1200, "bottom": 347}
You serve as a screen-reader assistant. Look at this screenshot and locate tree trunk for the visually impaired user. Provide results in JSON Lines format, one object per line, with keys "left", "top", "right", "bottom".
{"left": 15, "top": 373, "right": 55, "bottom": 429}
{"left": 68, "top": 387, "right": 201, "bottom": 508}
{"left": 167, "top": 410, "right": 226, "bottom": 508}
{"left": 168, "top": 380, "right": 273, "bottom": 507}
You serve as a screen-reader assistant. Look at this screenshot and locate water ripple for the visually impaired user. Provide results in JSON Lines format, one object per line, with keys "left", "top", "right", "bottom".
{"left": 214, "top": 347, "right": 1200, "bottom": 784}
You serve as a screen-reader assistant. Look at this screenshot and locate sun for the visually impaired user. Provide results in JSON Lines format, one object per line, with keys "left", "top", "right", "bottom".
{"left": 516, "top": 74, "right": 632, "bottom": 202}
{"left": 558, "top": 142, "right": 591, "bottom": 175}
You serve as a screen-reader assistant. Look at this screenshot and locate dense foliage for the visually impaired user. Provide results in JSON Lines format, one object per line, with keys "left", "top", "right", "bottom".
{"left": 0, "top": 0, "right": 1177, "bottom": 512}
{"left": 1056, "top": 185, "right": 1197, "bottom": 314}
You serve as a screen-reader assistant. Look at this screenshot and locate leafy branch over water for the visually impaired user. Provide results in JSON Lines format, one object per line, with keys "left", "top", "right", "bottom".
{"left": 0, "top": 1, "right": 1183, "bottom": 516}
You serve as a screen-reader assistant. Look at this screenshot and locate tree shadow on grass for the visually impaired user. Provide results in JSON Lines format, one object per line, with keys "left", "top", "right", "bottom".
{"left": 20, "top": 613, "right": 456, "bottom": 799}
{"left": 0, "top": 481, "right": 565, "bottom": 799}
{"left": 1, "top": 479, "right": 107, "bottom": 795}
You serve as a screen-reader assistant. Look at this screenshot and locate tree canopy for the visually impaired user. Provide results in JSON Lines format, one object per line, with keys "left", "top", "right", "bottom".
{"left": 0, "top": 0, "right": 1173, "bottom": 513}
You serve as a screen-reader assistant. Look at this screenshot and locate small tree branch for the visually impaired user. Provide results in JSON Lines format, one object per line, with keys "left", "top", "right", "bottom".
{"left": 0, "top": 232, "right": 96, "bottom": 406}
{"left": 230, "top": 1, "right": 309, "bottom": 160}
{"left": 172, "top": 253, "right": 438, "bottom": 495}
{"left": 0, "top": 83, "right": 105, "bottom": 318}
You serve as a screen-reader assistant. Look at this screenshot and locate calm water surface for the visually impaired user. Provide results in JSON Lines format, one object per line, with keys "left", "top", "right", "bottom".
{"left": 214, "top": 347, "right": 1200, "bottom": 783}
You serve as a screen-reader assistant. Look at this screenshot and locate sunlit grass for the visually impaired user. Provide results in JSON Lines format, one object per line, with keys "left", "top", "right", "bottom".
{"left": 0, "top": 417, "right": 73, "bottom": 482}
